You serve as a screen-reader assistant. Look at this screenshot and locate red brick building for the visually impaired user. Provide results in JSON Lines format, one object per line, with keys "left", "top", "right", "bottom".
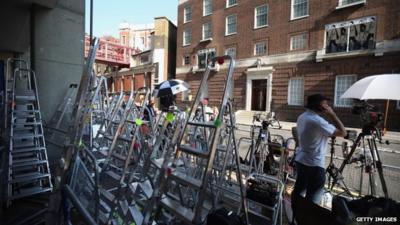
{"left": 176, "top": 0, "right": 400, "bottom": 130}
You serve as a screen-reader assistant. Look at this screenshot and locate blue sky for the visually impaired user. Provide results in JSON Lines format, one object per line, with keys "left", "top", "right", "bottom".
{"left": 85, "top": 0, "right": 178, "bottom": 37}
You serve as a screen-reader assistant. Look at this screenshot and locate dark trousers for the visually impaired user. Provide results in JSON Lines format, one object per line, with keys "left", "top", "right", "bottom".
{"left": 292, "top": 162, "right": 325, "bottom": 204}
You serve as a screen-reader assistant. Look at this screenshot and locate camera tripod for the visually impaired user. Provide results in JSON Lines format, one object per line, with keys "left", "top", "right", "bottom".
{"left": 329, "top": 125, "right": 389, "bottom": 198}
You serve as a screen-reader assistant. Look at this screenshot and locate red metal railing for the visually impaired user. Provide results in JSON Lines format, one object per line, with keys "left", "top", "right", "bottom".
{"left": 85, "top": 36, "right": 136, "bottom": 67}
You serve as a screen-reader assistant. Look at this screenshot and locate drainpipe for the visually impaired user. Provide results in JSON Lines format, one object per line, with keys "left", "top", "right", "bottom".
{"left": 89, "top": 0, "right": 93, "bottom": 46}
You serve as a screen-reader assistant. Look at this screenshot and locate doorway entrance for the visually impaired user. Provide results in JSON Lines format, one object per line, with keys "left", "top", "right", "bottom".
{"left": 251, "top": 79, "right": 268, "bottom": 111}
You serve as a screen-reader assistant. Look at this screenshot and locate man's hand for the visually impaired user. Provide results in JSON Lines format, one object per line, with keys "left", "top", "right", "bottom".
{"left": 321, "top": 103, "right": 346, "bottom": 137}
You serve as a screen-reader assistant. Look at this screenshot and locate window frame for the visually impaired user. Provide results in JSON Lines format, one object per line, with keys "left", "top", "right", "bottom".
{"left": 202, "top": 22, "right": 212, "bottom": 41}
{"left": 225, "top": 14, "right": 237, "bottom": 36}
{"left": 334, "top": 75, "right": 357, "bottom": 107}
{"left": 183, "top": 55, "right": 190, "bottom": 66}
{"left": 324, "top": 16, "right": 376, "bottom": 54}
{"left": 254, "top": 41, "right": 267, "bottom": 56}
{"left": 291, "top": 0, "right": 309, "bottom": 20}
{"left": 288, "top": 77, "right": 305, "bottom": 106}
{"left": 183, "top": 5, "right": 192, "bottom": 23}
{"left": 225, "top": 46, "right": 237, "bottom": 59}
{"left": 197, "top": 48, "right": 216, "bottom": 69}
{"left": 226, "top": 0, "right": 238, "bottom": 8}
{"left": 254, "top": 4, "right": 268, "bottom": 29}
{"left": 290, "top": 33, "right": 307, "bottom": 51}
{"left": 337, "top": 0, "right": 366, "bottom": 8}
{"left": 183, "top": 28, "right": 192, "bottom": 46}
{"left": 397, "top": 101, "right": 400, "bottom": 110}
{"left": 203, "top": 0, "right": 213, "bottom": 17}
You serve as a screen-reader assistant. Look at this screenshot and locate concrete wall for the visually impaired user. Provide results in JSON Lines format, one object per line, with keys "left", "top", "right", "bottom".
{"left": 32, "top": 0, "right": 85, "bottom": 159}
{"left": 33, "top": 0, "right": 85, "bottom": 121}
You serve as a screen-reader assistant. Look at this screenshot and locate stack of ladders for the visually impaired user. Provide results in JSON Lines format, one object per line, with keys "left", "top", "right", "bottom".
{"left": 7, "top": 67, "right": 52, "bottom": 204}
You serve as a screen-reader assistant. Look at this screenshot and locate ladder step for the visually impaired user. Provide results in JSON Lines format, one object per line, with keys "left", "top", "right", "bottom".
{"left": 12, "top": 133, "right": 43, "bottom": 140}
{"left": 138, "top": 180, "right": 153, "bottom": 199}
{"left": 13, "top": 122, "right": 42, "bottom": 126}
{"left": 10, "top": 186, "right": 52, "bottom": 200}
{"left": 13, "top": 109, "right": 40, "bottom": 113}
{"left": 11, "top": 172, "right": 50, "bottom": 183}
{"left": 178, "top": 144, "right": 209, "bottom": 158}
{"left": 187, "top": 121, "right": 216, "bottom": 128}
{"left": 100, "top": 188, "right": 115, "bottom": 207}
{"left": 160, "top": 196, "right": 194, "bottom": 224}
{"left": 170, "top": 170, "right": 202, "bottom": 189}
{"left": 128, "top": 205, "right": 143, "bottom": 225}
{"left": 12, "top": 147, "right": 45, "bottom": 154}
{"left": 104, "top": 170, "right": 122, "bottom": 181}
{"left": 13, "top": 140, "right": 35, "bottom": 148}
{"left": 118, "top": 135, "right": 131, "bottom": 142}
{"left": 12, "top": 160, "right": 48, "bottom": 168}
{"left": 117, "top": 199, "right": 129, "bottom": 216}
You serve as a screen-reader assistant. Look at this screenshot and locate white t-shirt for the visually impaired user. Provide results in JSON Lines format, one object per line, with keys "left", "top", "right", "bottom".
{"left": 295, "top": 110, "right": 336, "bottom": 168}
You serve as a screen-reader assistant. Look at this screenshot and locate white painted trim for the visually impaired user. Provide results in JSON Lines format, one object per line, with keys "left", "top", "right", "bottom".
{"left": 254, "top": 4, "right": 268, "bottom": 29}
{"left": 245, "top": 68, "right": 274, "bottom": 112}
{"left": 176, "top": 51, "right": 315, "bottom": 74}
{"left": 334, "top": 74, "right": 357, "bottom": 107}
{"left": 225, "top": 14, "right": 237, "bottom": 36}
{"left": 291, "top": 0, "right": 309, "bottom": 20}
{"left": 183, "top": 5, "right": 192, "bottom": 23}
{"left": 226, "top": 0, "right": 238, "bottom": 8}
{"left": 287, "top": 77, "right": 305, "bottom": 106}
{"left": 179, "top": 0, "right": 189, "bottom": 5}
{"left": 336, "top": 0, "right": 366, "bottom": 9}
{"left": 203, "top": 0, "right": 213, "bottom": 17}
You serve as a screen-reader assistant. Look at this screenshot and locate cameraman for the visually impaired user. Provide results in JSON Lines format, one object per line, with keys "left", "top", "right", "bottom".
{"left": 292, "top": 94, "right": 346, "bottom": 206}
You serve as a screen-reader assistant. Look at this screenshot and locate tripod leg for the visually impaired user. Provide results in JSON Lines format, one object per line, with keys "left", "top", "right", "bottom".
{"left": 370, "top": 138, "right": 389, "bottom": 198}
{"left": 331, "top": 133, "right": 363, "bottom": 189}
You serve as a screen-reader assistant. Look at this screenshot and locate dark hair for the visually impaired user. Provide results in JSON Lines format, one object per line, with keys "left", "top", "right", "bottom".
{"left": 306, "top": 94, "right": 329, "bottom": 110}
{"left": 159, "top": 94, "right": 176, "bottom": 112}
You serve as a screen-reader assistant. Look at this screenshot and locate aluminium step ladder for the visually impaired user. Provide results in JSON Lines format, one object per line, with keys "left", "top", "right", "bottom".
{"left": 45, "top": 83, "right": 78, "bottom": 147}
{"left": 7, "top": 68, "right": 53, "bottom": 205}
{"left": 156, "top": 55, "right": 248, "bottom": 225}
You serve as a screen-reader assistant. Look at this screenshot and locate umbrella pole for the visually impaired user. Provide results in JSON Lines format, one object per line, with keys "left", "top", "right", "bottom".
{"left": 383, "top": 99, "right": 390, "bottom": 133}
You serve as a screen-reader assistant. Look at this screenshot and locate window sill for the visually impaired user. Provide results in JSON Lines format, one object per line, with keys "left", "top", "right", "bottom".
{"left": 200, "top": 38, "right": 213, "bottom": 43}
{"left": 203, "top": 13, "right": 212, "bottom": 17}
{"left": 290, "top": 15, "right": 309, "bottom": 21}
{"left": 316, "top": 48, "right": 375, "bottom": 62}
{"left": 183, "top": 20, "right": 192, "bottom": 24}
{"left": 226, "top": 3, "right": 238, "bottom": 9}
{"left": 335, "top": 1, "right": 366, "bottom": 10}
{"left": 182, "top": 43, "right": 191, "bottom": 47}
{"left": 225, "top": 32, "right": 237, "bottom": 37}
{"left": 254, "top": 25, "right": 268, "bottom": 30}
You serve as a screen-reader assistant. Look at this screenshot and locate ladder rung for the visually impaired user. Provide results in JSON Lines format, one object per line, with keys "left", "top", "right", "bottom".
{"left": 13, "top": 140, "right": 35, "bottom": 148}
{"left": 13, "top": 109, "right": 40, "bottom": 113}
{"left": 12, "top": 133, "right": 43, "bottom": 140}
{"left": 170, "top": 170, "right": 202, "bottom": 189}
{"left": 187, "top": 121, "right": 216, "bottom": 128}
{"left": 178, "top": 145, "right": 209, "bottom": 158}
{"left": 160, "top": 196, "right": 194, "bottom": 224}
{"left": 117, "top": 199, "right": 129, "bottom": 216}
{"left": 13, "top": 122, "right": 42, "bottom": 126}
{"left": 12, "top": 172, "right": 50, "bottom": 183}
{"left": 104, "top": 170, "right": 122, "bottom": 181}
{"left": 128, "top": 205, "right": 144, "bottom": 225}
{"left": 12, "top": 160, "right": 48, "bottom": 168}
{"left": 100, "top": 188, "right": 115, "bottom": 207}
{"left": 112, "top": 152, "right": 126, "bottom": 161}
{"left": 10, "top": 186, "right": 52, "bottom": 200}
{"left": 118, "top": 135, "right": 131, "bottom": 142}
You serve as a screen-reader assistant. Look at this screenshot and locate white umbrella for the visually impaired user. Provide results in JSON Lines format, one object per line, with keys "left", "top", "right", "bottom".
{"left": 341, "top": 74, "right": 400, "bottom": 100}
{"left": 341, "top": 74, "right": 400, "bottom": 131}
